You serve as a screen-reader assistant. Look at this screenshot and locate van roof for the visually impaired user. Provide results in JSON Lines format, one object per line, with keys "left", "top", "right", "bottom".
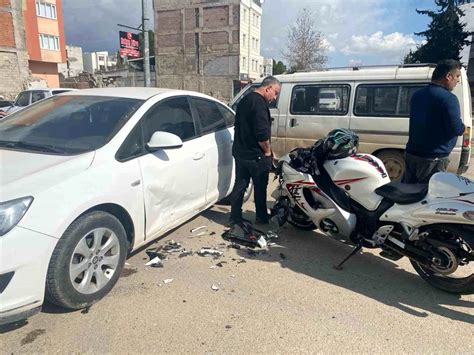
{"left": 257, "top": 65, "right": 461, "bottom": 84}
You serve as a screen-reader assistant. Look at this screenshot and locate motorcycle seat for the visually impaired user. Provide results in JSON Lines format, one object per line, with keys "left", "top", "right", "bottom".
{"left": 375, "top": 182, "right": 428, "bottom": 205}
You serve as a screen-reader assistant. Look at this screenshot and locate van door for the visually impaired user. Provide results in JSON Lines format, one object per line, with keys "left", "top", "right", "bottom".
{"left": 350, "top": 82, "right": 427, "bottom": 180}
{"left": 282, "top": 83, "right": 351, "bottom": 155}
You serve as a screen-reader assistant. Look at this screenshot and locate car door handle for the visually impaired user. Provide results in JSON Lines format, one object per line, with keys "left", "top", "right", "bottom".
{"left": 289, "top": 118, "right": 299, "bottom": 127}
{"left": 271, "top": 116, "right": 275, "bottom": 122}
{"left": 131, "top": 180, "right": 141, "bottom": 187}
{"left": 193, "top": 152, "right": 205, "bottom": 160}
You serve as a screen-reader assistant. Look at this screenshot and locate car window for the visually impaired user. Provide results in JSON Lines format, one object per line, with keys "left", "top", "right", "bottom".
{"left": 31, "top": 91, "right": 47, "bottom": 103}
{"left": 0, "top": 95, "right": 143, "bottom": 154}
{"left": 290, "top": 85, "right": 350, "bottom": 115}
{"left": 144, "top": 97, "right": 196, "bottom": 142}
{"left": 15, "top": 92, "right": 30, "bottom": 107}
{"left": 231, "top": 84, "right": 278, "bottom": 111}
{"left": 354, "top": 84, "right": 425, "bottom": 117}
{"left": 116, "top": 121, "right": 144, "bottom": 162}
{"left": 52, "top": 90, "right": 71, "bottom": 95}
{"left": 217, "top": 104, "right": 235, "bottom": 127}
{"left": 190, "top": 97, "right": 227, "bottom": 134}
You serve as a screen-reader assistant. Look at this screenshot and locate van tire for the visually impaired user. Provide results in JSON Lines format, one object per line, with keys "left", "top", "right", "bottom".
{"left": 376, "top": 150, "right": 406, "bottom": 181}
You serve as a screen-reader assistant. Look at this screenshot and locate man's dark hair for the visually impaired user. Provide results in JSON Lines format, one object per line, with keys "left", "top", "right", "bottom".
{"left": 432, "top": 59, "right": 461, "bottom": 81}
{"left": 260, "top": 76, "right": 281, "bottom": 88}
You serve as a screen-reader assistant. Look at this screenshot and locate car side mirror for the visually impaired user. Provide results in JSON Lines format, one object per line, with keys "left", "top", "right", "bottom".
{"left": 146, "top": 131, "right": 183, "bottom": 151}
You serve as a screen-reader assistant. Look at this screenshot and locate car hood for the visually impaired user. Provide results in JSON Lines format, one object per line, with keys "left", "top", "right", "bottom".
{"left": 0, "top": 149, "right": 95, "bottom": 201}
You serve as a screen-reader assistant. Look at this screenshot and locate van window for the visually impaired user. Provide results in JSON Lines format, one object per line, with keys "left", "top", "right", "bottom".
{"left": 231, "top": 85, "right": 278, "bottom": 111}
{"left": 31, "top": 91, "right": 47, "bottom": 103}
{"left": 355, "top": 84, "right": 425, "bottom": 117}
{"left": 290, "top": 85, "right": 350, "bottom": 115}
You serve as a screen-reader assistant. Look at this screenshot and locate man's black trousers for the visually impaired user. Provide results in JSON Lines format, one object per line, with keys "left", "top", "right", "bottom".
{"left": 229, "top": 156, "right": 272, "bottom": 224}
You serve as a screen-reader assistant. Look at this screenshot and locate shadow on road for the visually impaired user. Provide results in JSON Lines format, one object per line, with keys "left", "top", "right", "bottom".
{"left": 204, "top": 208, "right": 474, "bottom": 324}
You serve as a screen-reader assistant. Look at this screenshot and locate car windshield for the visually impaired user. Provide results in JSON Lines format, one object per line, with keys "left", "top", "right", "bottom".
{"left": 15, "top": 92, "right": 30, "bottom": 107}
{"left": 0, "top": 95, "right": 144, "bottom": 155}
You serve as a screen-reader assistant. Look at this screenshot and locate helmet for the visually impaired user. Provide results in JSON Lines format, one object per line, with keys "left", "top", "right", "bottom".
{"left": 323, "top": 129, "right": 359, "bottom": 159}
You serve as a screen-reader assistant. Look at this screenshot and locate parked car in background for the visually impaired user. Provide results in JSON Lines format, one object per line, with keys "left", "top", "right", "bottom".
{"left": 3, "top": 88, "right": 76, "bottom": 115}
{"left": 231, "top": 64, "right": 473, "bottom": 181}
{"left": 0, "top": 100, "right": 14, "bottom": 110}
{"left": 0, "top": 87, "right": 250, "bottom": 325}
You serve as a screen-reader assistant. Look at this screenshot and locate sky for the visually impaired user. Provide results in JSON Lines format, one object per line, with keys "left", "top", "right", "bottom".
{"left": 62, "top": 0, "right": 440, "bottom": 67}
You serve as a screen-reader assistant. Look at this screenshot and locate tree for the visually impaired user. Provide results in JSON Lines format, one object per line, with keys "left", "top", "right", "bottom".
{"left": 272, "top": 60, "right": 287, "bottom": 75}
{"left": 283, "top": 8, "right": 328, "bottom": 71}
{"left": 404, "top": 0, "right": 472, "bottom": 64}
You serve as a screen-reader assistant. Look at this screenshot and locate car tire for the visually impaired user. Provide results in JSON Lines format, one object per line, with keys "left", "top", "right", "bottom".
{"left": 45, "top": 211, "right": 128, "bottom": 310}
{"left": 376, "top": 150, "right": 406, "bottom": 181}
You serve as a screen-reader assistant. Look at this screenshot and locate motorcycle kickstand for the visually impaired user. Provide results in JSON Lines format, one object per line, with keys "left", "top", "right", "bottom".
{"left": 333, "top": 244, "right": 363, "bottom": 271}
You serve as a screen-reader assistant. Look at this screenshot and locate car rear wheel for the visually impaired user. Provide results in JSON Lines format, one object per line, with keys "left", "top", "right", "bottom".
{"left": 45, "top": 211, "right": 127, "bottom": 310}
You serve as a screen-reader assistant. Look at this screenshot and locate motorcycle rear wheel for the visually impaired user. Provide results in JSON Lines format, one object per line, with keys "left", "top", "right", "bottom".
{"left": 410, "top": 225, "right": 474, "bottom": 294}
{"left": 288, "top": 206, "right": 316, "bottom": 231}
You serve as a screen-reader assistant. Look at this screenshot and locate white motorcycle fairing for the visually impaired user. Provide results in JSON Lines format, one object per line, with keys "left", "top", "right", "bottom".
{"left": 382, "top": 173, "right": 474, "bottom": 227}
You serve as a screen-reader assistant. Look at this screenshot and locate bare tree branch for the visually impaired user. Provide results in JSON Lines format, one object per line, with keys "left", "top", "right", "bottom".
{"left": 283, "top": 8, "right": 328, "bottom": 71}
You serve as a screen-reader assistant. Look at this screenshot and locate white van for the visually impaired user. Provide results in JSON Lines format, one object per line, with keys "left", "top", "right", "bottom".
{"left": 231, "top": 64, "right": 472, "bottom": 180}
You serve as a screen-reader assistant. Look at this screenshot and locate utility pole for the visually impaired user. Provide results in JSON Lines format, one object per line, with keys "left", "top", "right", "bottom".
{"left": 142, "top": 0, "right": 150, "bottom": 87}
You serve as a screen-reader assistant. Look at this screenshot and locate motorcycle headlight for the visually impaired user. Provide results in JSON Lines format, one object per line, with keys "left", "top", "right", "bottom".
{"left": 463, "top": 211, "right": 474, "bottom": 221}
{"left": 0, "top": 197, "right": 33, "bottom": 236}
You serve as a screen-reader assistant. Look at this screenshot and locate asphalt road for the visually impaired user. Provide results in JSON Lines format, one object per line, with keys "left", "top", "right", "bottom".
{"left": 2, "top": 177, "right": 473, "bottom": 353}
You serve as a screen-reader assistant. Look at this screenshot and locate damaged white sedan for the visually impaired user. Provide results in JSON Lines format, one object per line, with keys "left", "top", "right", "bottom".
{"left": 0, "top": 88, "right": 246, "bottom": 324}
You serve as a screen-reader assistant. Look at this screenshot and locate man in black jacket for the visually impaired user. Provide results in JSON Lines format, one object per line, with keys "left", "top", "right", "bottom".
{"left": 404, "top": 60, "right": 466, "bottom": 183}
{"left": 229, "top": 76, "right": 281, "bottom": 226}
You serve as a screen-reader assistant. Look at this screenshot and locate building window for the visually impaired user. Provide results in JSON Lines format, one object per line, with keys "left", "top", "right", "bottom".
{"left": 252, "top": 13, "right": 255, "bottom": 26}
{"left": 256, "top": 39, "right": 259, "bottom": 50}
{"left": 256, "top": 15, "right": 260, "bottom": 28}
{"left": 243, "top": 57, "right": 247, "bottom": 69}
{"left": 39, "top": 33, "right": 60, "bottom": 50}
{"left": 242, "top": 34, "right": 246, "bottom": 46}
{"left": 36, "top": 1, "right": 57, "bottom": 20}
{"left": 243, "top": 8, "right": 247, "bottom": 21}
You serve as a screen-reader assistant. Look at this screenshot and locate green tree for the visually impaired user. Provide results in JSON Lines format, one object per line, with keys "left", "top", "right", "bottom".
{"left": 139, "top": 30, "right": 155, "bottom": 57}
{"left": 272, "top": 60, "right": 287, "bottom": 75}
{"left": 404, "top": 0, "right": 472, "bottom": 64}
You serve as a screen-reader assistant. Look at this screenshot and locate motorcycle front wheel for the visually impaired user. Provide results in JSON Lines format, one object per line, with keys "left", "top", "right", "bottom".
{"left": 410, "top": 225, "right": 474, "bottom": 294}
{"left": 288, "top": 206, "right": 316, "bottom": 231}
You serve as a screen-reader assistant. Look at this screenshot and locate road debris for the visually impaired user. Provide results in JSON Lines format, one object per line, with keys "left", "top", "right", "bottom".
{"left": 197, "top": 248, "right": 224, "bottom": 257}
{"left": 163, "top": 278, "right": 174, "bottom": 284}
{"left": 221, "top": 222, "right": 269, "bottom": 249}
{"left": 178, "top": 251, "right": 194, "bottom": 258}
{"left": 211, "top": 284, "right": 220, "bottom": 291}
{"left": 163, "top": 240, "right": 183, "bottom": 253}
{"left": 280, "top": 253, "right": 287, "bottom": 260}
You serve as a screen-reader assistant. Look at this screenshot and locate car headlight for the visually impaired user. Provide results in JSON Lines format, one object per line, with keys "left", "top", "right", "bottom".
{"left": 0, "top": 196, "right": 33, "bottom": 236}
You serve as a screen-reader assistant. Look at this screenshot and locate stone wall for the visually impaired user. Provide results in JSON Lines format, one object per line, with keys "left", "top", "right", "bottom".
{"left": 153, "top": 0, "right": 241, "bottom": 102}
{"left": 0, "top": 0, "right": 31, "bottom": 100}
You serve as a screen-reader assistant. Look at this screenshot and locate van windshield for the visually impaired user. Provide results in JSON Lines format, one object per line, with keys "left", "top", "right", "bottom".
{"left": 0, "top": 95, "right": 144, "bottom": 155}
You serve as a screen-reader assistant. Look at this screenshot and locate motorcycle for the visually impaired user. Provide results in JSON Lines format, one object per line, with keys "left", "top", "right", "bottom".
{"left": 271, "top": 140, "right": 474, "bottom": 294}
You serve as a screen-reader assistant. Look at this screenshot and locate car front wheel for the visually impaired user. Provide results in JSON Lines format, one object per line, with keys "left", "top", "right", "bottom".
{"left": 46, "top": 211, "right": 128, "bottom": 310}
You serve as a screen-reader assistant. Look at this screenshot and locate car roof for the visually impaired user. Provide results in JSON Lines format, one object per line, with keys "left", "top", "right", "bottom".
{"left": 19, "top": 88, "right": 77, "bottom": 93}
{"left": 63, "top": 87, "right": 213, "bottom": 101}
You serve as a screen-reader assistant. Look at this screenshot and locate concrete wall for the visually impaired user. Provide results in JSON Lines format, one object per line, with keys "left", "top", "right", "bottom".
{"left": 29, "top": 60, "right": 59, "bottom": 87}
{"left": 58, "top": 45, "right": 84, "bottom": 78}
{"left": 0, "top": 0, "right": 31, "bottom": 100}
{"left": 153, "top": 0, "right": 242, "bottom": 101}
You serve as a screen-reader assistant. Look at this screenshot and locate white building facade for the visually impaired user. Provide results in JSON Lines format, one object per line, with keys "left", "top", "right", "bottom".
{"left": 83, "top": 51, "right": 117, "bottom": 74}
{"left": 239, "top": 0, "right": 264, "bottom": 81}
{"left": 58, "top": 45, "right": 84, "bottom": 78}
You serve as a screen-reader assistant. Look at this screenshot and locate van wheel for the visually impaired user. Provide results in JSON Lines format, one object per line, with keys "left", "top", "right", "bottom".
{"left": 45, "top": 211, "right": 127, "bottom": 310}
{"left": 376, "top": 150, "right": 405, "bottom": 181}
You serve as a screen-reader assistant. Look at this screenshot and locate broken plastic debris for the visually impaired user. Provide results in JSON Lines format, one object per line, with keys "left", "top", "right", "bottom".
{"left": 163, "top": 240, "right": 183, "bottom": 253}
{"left": 191, "top": 226, "right": 207, "bottom": 233}
{"left": 266, "top": 231, "right": 279, "bottom": 241}
{"left": 163, "top": 278, "right": 174, "bottom": 284}
{"left": 125, "top": 262, "right": 131, "bottom": 266}
{"left": 215, "top": 261, "right": 227, "bottom": 268}
{"left": 178, "top": 251, "right": 194, "bottom": 258}
{"left": 221, "top": 222, "right": 268, "bottom": 249}
{"left": 211, "top": 284, "right": 220, "bottom": 291}
{"left": 210, "top": 265, "right": 218, "bottom": 269}
{"left": 257, "top": 236, "right": 267, "bottom": 249}
{"left": 197, "top": 248, "right": 224, "bottom": 257}
{"left": 145, "top": 256, "right": 163, "bottom": 268}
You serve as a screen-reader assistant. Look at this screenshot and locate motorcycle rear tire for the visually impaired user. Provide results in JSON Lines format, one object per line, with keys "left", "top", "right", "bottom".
{"left": 410, "top": 225, "right": 474, "bottom": 295}
{"left": 288, "top": 206, "right": 317, "bottom": 231}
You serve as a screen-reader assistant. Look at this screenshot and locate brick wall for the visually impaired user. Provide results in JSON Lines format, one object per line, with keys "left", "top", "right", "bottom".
{"left": 202, "top": 31, "right": 228, "bottom": 46}
{"left": 203, "top": 6, "right": 228, "bottom": 28}
{"left": 157, "top": 9, "right": 182, "bottom": 32}
{"left": 0, "top": 0, "right": 11, "bottom": 7}
{"left": 0, "top": 12, "right": 15, "bottom": 47}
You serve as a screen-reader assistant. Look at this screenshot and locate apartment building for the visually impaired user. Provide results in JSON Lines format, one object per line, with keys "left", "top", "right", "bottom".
{"left": 83, "top": 51, "right": 117, "bottom": 74}
{"left": 153, "top": 0, "right": 265, "bottom": 101}
{"left": 0, "top": 0, "right": 30, "bottom": 99}
{"left": 24, "top": 0, "right": 66, "bottom": 87}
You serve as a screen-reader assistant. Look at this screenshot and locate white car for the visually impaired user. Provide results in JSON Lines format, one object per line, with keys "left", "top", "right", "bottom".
{"left": 0, "top": 88, "right": 248, "bottom": 324}
{"left": 3, "top": 88, "right": 77, "bottom": 115}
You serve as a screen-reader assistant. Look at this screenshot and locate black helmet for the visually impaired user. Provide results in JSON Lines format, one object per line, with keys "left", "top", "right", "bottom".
{"left": 323, "top": 129, "right": 359, "bottom": 159}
